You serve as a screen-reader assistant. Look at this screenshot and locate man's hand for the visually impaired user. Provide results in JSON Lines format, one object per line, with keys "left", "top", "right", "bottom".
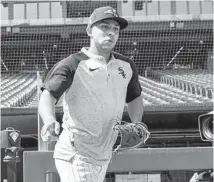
{"left": 41, "top": 121, "right": 60, "bottom": 142}
{"left": 113, "top": 121, "right": 150, "bottom": 153}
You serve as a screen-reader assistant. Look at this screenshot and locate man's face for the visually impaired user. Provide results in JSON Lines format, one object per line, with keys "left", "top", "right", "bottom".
{"left": 90, "top": 19, "right": 120, "bottom": 53}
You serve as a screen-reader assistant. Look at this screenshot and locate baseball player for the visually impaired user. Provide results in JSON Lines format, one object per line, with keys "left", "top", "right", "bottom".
{"left": 39, "top": 6, "right": 145, "bottom": 182}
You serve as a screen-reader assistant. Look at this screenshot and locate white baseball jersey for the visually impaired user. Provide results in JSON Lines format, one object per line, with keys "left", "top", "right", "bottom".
{"left": 42, "top": 47, "right": 142, "bottom": 166}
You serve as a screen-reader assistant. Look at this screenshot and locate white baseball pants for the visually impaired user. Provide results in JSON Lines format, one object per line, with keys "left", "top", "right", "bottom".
{"left": 55, "top": 154, "right": 108, "bottom": 182}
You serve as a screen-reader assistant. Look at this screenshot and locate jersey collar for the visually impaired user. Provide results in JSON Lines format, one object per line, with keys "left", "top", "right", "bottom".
{"left": 81, "top": 47, "right": 115, "bottom": 64}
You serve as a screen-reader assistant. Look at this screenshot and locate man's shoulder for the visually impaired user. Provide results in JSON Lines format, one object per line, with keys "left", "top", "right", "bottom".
{"left": 112, "top": 51, "right": 134, "bottom": 65}
{"left": 59, "top": 51, "right": 89, "bottom": 67}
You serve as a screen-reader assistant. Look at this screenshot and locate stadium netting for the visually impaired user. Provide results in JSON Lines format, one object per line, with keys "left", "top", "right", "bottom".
{"left": 1, "top": 4, "right": 213, "bottom": 109}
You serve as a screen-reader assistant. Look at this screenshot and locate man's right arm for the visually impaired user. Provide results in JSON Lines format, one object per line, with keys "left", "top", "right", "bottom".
{"left": 39, "top": 89, "right": 61, "bottom": 140}
{"left": 39, "top": 89, "right": 57, "bottom": 125}
{"left": 39, "top": 60, "right": 74, "bottom": 138}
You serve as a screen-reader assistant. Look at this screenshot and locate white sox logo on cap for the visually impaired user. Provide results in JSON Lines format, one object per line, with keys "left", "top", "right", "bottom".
{"left": 104, "top": 9, "right": 119, "bottom": 17}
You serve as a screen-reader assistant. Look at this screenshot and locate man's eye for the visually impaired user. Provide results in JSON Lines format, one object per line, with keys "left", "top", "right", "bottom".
{"left": 114, "top": 27, "right": 119, "bottom": 31}
{"left": 101, "top": 24, "right": 109, "bottom": 29}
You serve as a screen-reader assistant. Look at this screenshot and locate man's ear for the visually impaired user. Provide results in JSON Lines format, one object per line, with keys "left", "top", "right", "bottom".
{"left": 86, "top": 26, "right": 92, "bottom": 37}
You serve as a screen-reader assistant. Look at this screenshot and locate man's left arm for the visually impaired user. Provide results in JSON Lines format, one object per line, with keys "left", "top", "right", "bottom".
{"left": 126, "top": 58, "right": 143, "bottom": 123}
{"left": 127, "top": 94, "right": 143, "bottom": 123}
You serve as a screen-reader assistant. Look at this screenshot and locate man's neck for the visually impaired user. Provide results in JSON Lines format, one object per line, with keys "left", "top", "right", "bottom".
{"left": 88, "top": 47, "right": 111, "bottom": 63}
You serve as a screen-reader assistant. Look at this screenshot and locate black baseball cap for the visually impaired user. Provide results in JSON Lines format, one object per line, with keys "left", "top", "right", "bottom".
{"left": 88, "top": 6, "right": 128, "bottom": 30}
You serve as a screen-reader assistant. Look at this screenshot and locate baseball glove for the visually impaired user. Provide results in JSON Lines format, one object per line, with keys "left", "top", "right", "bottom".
{"left": 113, "top": 121, "right": 150, "bottom": 153}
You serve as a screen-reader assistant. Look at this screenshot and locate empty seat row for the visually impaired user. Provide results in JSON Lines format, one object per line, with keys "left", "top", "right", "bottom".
{"left": 1, "top": 75, "right": 36, "bottom": 102}
{"left": 1, "top": 74, "right": 35, "bottom": 97}
{"left": 160, "top": 76, "right": 213, "bottom": 98}
{"left": 1, "top": 82, "right": 37, "bottom": 107}
{"left": 146, "top": 69, "right": 213, "bottom": 99}
{"left": 1, "top": 74, "right": 23, "bottom": 89}
{"left": 1, "top": 73, "right": 37, "bottom": 107}
{"left": 139, "top": 76, "right": 213, "bottom": 106}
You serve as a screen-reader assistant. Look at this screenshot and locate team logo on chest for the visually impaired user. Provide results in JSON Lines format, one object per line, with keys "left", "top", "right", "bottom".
{"left": 118, "top": 67, "right": 126, "bottom": 79}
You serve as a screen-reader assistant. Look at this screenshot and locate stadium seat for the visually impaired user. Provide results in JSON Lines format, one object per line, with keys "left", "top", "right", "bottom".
{"left": 1, "top": 73, "right": 38, "bottom": 107}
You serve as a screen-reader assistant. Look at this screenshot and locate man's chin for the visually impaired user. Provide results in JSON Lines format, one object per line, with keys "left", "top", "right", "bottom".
{"left": 101, "top": 45, "right": 114, "bottom": 52}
